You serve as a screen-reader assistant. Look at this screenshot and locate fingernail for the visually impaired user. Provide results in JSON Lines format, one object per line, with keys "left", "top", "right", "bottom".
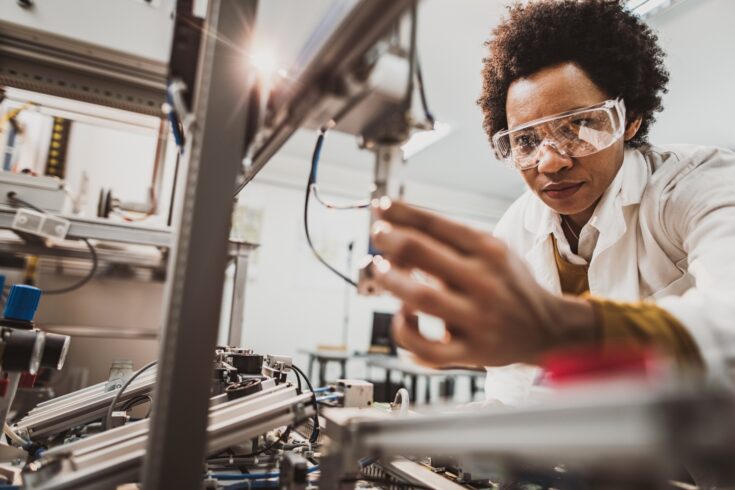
{"left": 379, "top": 196, "right": 392, "bottom": 211}
{"left": 371, "top": 220, "right": 392, "bottom": 237}
{"left": 372, "top": 255, "right": 391, "bottom": 274}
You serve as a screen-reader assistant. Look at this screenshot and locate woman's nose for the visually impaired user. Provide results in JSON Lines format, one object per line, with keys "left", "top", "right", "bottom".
{"left": 535, "top": 141, "right": 573, "bottom": 174}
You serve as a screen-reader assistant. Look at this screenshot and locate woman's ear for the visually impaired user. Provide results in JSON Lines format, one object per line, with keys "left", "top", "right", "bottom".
{"left": 624, "top": 116, "right": 643, "bottom": 141}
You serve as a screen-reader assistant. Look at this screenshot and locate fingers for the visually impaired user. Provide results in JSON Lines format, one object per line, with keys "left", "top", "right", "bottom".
{"left": 374, "top": 199, "right": 492, "bottom": 256}
{"left": 392, "top": 310, "right": 466, "bottom": 367}
{"left": 372, "top": 259, "right": 477, "bottom": 329}
{"left": 371, "top": 220, "right": 487, "bottom": 291}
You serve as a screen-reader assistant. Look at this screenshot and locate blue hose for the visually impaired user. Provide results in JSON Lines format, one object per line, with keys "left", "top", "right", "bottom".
{"left": 226, "top": 481, "right": 279, "bottom": 489}
{"left": 210, "top": 464, "right": 319, "bottom": 482}
{"left": 316, "top": 394, "right": 342, "bottom": 403}
{"left": 213, "top": 471, "right": 279, "bottom": 481}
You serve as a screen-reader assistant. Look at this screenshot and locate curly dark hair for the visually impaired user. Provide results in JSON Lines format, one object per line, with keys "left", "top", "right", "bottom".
{"left": 478, "top": 0, "right": 669, "bottom": 148}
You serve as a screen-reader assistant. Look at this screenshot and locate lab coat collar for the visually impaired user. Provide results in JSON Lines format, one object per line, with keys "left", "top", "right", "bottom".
{"left": 522, "top": 148, "right": 650, "bottom": 290}
{"left": 586, "top": 148, "right": 650, "bottom": 256}
{"left": 523, "top": 148, "right": 650, "bottom": 244}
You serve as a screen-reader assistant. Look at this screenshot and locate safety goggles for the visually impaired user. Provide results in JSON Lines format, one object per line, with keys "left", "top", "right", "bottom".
{"left": 492, "top": 98, "right": 626, "bottom": 170}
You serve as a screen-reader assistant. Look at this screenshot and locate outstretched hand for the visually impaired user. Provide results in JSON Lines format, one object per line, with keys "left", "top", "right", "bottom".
{"left": 370, "top": 199, "right": 595, "bottom": 368}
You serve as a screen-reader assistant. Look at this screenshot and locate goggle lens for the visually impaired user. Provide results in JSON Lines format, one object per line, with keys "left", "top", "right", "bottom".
{"left": 493, "top": 99, "right": 625, "bottom": 169}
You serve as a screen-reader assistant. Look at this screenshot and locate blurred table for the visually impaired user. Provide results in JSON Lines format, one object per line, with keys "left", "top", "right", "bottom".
{"left": 298, "top": 349, "right": 352, "bottom": 387}
{"left": 365, "top": 356, "right": 485, "bottom": 404}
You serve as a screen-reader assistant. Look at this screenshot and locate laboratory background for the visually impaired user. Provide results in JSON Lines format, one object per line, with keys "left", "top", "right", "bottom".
{"left": 0, "top": 0, "right": 732, "bottom": 489}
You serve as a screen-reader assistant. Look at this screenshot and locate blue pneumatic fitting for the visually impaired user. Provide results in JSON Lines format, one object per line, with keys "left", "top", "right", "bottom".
{"left": 3, "top": 285, "right": 42, "bottom": 322}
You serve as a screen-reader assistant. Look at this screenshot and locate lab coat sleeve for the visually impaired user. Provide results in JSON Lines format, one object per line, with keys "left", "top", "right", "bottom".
{"left": 656, "top": 150, "right": 735, "bottom": 384}
{"left": 485, "top": 192, "right": 543, "bottom": 404}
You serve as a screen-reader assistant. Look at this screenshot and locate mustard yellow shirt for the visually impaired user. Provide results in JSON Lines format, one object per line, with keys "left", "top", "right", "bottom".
{"left": 552, "top": 237, "right": 703, "bottom": 370}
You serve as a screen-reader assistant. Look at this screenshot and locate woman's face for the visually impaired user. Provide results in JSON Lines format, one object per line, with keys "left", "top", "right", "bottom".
{"left": 505, "top": 62, "right": 638, "bottom": 221}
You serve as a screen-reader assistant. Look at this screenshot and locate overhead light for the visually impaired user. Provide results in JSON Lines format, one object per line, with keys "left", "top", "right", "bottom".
{"left": 247, "top": 47, "right": 278, "bottom": 82}
{"left": 401, "top": 122, "right": 452, "bottom": 160}
{"left": 626, "top": 0, "right": 691, "bottom": 18}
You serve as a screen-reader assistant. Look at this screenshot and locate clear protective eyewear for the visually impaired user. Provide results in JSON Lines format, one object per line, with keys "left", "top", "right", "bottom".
{"left": 492, "top": 98, "right": 626, "bottom": 170}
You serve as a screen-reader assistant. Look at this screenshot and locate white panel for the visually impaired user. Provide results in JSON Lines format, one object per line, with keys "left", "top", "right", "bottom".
{"left": 648, "top": 0, "right": 735, "bottom": 149}
{"left": 0, "top": 0, "right": 176, "bottom": 62}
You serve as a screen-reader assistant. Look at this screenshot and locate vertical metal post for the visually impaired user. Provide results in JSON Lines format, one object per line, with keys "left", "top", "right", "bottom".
{"left": 369, "top": 144, "right": 406, "bottom": 249}
{"left": 358, "top": 145, "right": 405, "bottom": 295}
{"left": 227, "top": 241, "right": 257, "bottom": 347}
{"left": 142, "top": 1, "right": 258, "bottom": 489}
{"left": 372, "top": 144, "right": 406, "bottom": 203}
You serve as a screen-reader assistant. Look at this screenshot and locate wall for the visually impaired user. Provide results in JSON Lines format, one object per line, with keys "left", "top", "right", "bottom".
{"left": 3, "top": 0, "right": 734, "bottom": 396}
{"left": 648, "top": 0, "right": 735, "bottom": 149}
{"left": 225, "top": 0, "right": 735, "bottom": 385}
{"left": 227, "top": 152, "right": 511, "bottom": 383}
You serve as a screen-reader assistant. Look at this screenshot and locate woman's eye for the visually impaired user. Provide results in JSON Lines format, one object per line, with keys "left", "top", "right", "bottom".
{"left": 571, "top": 118, "right": 592, "bottom": 127}
{"left": 513, "top": 134, "right": 537, "bottom": 148}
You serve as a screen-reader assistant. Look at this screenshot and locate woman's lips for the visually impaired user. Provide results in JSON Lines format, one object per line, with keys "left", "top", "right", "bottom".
{"left": 543, "top": 182, "right": 584, "bottom": 199}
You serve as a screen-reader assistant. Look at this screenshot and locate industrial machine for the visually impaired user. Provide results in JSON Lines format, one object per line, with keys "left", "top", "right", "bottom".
{"left": 0, "top": 0, "right": 733, "bottom": 489}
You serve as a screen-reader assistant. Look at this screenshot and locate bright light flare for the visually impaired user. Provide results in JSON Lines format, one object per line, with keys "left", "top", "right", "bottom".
{"left": 247, "top": 48, "right": 278, "bottom": 81}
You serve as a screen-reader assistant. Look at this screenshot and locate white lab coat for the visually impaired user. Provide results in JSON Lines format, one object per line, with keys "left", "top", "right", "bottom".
{"left": 486, "top": 144, "right": 735, "bottom": 404}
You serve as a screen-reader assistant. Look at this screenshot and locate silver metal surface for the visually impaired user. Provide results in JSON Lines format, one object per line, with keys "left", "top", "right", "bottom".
{"left": 14, "top": 370, "right": 158, "bottom": 440}
{"left": 39, "top": 325, "right": 159, "bottom": 341}
{"left": 0, "top": 19, "right": 167, "bottom": 116}
{"left": 0, "top": 373, "right": 21, "bottom": 438}
{"left": 28, "top": 386, "right": 313, "bottom": 490}
{"left": 227, "top": 241, "right": 258, "bottom": 347}
{"left": 0, "top": 206, "right": 171, "bottom": 247}
{"left": 385, "top": 459, "right": 467, "bottom": 490}
{"left": 42, "top": 383, "right": 295, "bottom": 460}
{"left": 358, "top": 144, "right": 405, "bottom": 295}
{"left": 322, "top": 385, "right": 735, "bottom": 487}
{"left": 0, "top": 237, "right": 165, "bottom": 269}
{"left": 236, "top": 0, "right": 416, "bottom": 193}
{"left": 142, "top": 1, "right": 259, "bottom": 488}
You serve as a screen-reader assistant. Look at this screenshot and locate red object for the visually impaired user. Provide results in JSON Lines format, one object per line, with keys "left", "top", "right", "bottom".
{"left": 19, "top": 372, "right": 37, "bottom": 389}
{"left": 542, "top": 345, "right": 655, "bottom": 386}
{"left": 0, "top": 377, "right": 8, "bottom": 397}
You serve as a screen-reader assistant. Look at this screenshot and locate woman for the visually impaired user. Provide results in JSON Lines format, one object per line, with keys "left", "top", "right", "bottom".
{"left": 369, "top": 0, "right": 735, "bottom": 402}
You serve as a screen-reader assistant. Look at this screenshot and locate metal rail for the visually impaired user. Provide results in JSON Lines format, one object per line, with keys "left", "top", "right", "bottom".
{"left": 235, "top": 0, "right": 416, "bottom": 194}
{"left": 141, "top": 1, "right": 260, "bottom": 489}
{"left": 0, "top": 20, "right": 167, "bottom": 116}
{"left": 0, "top": 206, "right": 171, "bottom": 248}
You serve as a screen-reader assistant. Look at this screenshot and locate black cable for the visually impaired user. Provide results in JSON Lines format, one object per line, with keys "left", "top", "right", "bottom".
{"left": 6, "top": 192, "right": 99, "bottom": 295}
{"left": 304, "top": 129, "right": 358, "bottom": 288}
{"left": 241, "top": 426, "right": 291, "bottom": 458}
{"left": 42, "top": 237, "right": 97, "bottom": 295}
{"left": 407, "top": 1, "right": 435, "bottom": 127}
{"left": 291, "top": 363, "right": 320, "bottom": 444}
{"left": 415, "top": 56, "right": 435, "bottom": 127}
{"left": 7, "top": 192, "right": 43, "bottom": 213}
{"left": 104, "top": 360, "right": 157, "bottom": 430}
{"left": 291, "top": 368, "right": 303, "bottom": 394}
{"left": 120, "top": 395, "right": 153, "bottom": 420}
{"left": 167, "top": 151, "right": 181, "bottom": 227}
{"left": 405, "top": 1, "right": 418, "bottom": 111}
{"left": 120, "top": 395, "right": 150, "bottom": 411}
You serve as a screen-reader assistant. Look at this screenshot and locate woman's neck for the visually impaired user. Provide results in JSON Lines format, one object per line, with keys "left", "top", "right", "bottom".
{"left": 561, "top": 198, "right": 601, "bottom": 253}
{"left": 566, "top": 195, "right": 602, "bottom": 229}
